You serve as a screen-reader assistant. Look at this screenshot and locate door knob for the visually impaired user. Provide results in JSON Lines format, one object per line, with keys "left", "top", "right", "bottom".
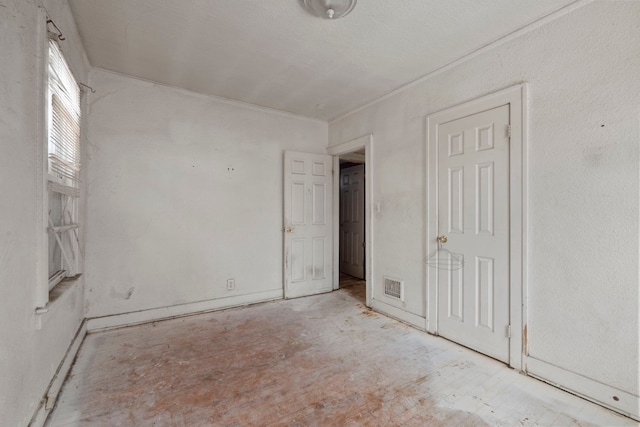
{"left": 285, "top": 227, "right": 293, "bottom": 233}
{"left": 436, "top": 235, "right": 448, "bottom": 244}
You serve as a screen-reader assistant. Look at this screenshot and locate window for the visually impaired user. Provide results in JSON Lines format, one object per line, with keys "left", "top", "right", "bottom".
{"left": 47, "top": 39, "right": 81, "bottom": 291}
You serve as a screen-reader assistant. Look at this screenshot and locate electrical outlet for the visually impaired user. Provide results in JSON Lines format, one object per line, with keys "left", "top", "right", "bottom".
{"left": 226, "top": 278, "right": 235, "bottom": 290}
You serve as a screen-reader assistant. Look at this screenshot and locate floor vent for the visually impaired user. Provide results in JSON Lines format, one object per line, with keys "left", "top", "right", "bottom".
{"left": 383, "top": 276, "right": 404, "bottom": 301}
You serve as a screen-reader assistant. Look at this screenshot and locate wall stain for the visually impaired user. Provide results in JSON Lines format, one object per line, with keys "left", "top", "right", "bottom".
{"left": 110, "top": 286, "right": 135, "bottom": 300}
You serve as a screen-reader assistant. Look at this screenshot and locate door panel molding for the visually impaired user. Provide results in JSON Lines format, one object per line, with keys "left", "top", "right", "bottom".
{"left": 284, "top": 151, "right": 333, "bottom": 299}
{"left": 426, "top": 84, "right": 527, "bottom": 371}
{"left": 436, "top": 104, "right": 510, "bottom": 362}
{"left": 340, "top": 164, "right": 365, "bottom": 279}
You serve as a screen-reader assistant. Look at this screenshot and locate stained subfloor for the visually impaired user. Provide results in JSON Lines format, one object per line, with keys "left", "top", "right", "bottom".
{"left": 48, "top": 284, "right": 636, "bottom": 426}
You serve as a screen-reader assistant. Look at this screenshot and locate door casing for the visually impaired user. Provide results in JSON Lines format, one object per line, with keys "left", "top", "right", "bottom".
{"left": 328, "top": 134, "right": 373, "bottom": 308}
{"left": 426, "top": 84, "right": 527, "bottom": 371}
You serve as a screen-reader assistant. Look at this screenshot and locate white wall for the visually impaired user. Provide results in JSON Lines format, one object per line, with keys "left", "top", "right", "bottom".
{"left": 84, "top": 70, "right": 328, "bottom": 319}
{"left": 0, "top": 0, "right": 89, "bottom": 425}
{"left": 329, "top": 0, "right": 639, "bottom": 412}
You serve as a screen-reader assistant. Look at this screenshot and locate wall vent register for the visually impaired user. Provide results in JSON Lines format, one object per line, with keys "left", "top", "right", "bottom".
{"left": 383, "top": 277, "right": 404, "bottom": 301}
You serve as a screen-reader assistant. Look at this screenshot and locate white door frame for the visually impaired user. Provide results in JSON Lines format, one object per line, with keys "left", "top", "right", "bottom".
{"left": 426, "top": 85, "right": 527, "bottom": 371}
{"left": 327, "top": 134, "right": 373, "bottom": 308}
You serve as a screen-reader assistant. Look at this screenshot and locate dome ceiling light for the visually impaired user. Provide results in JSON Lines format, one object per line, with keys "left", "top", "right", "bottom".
{"left": 302, "top": 0, "right": 357, "bottom": 19}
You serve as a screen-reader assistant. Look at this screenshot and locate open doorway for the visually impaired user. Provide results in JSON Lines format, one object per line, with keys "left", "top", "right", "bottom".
{"left": 339, "top": 155, "right": 365, "bottom": 303}
{"left": 328, "top": 134, "right": 373, "bottom": 307}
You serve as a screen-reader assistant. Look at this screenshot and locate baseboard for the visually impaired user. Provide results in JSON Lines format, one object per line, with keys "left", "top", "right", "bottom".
{"left": 371, "top": 299, "right": 425, "bottom": 330}
{"left": 525, "top": 355, "right": 640, "bottom": 421}
{"left": 87, "top": 289, "right": 283, "bottom": 332}
{"left": 29, "top": 319, "right": 87, "bottom": 427}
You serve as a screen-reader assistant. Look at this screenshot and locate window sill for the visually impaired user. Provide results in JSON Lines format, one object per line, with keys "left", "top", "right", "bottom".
{"left": 35, "top": 275, "right": 82, "bottom": 329}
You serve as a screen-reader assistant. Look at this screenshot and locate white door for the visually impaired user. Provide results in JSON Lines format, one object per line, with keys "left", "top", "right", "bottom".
{"left": 340, "top": 164, "right": 365, "bottom": 279}
{"left": 437, "top": 104, "right": 510, "bottom": 362}
{"left": 284, "top": 151, "right": 333, "bottom": 299}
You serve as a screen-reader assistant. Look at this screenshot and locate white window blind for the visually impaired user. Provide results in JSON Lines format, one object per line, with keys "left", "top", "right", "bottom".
{"left": 48, "top": 39, "right": 80, "bottom": 186}
{"left": 47, "top": 39, "right": 81, "bottom": 289}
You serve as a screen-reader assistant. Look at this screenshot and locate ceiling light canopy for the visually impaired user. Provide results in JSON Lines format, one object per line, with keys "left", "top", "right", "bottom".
{"left": 302, "top": 0, "right": 357, "bottom": 19}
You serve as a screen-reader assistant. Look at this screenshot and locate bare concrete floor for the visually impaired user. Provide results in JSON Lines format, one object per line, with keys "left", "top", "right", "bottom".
{"left": 48, "top": 284, "right": 636, "bottom": 426}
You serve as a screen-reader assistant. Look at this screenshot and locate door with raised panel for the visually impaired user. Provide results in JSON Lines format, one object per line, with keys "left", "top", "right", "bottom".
{"left": 340, "top": 164, "right": 365, "bottom": 279}
{"left": 437, "top": 104, "right": 510, "bottom": 362}
{"left": 283, "top": 151, "right": 333, "bottom": 299}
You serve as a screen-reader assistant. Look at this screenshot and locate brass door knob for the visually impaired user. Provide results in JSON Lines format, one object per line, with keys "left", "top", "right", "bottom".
{"left": 285, "top": 227, "right": 293, "bottom": 233}
{"left": 436, "top": 235, "right": 448, "bottom": 244}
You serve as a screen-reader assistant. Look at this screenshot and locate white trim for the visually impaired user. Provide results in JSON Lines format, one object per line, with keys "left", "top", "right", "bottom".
{"left": 339, "top": 153, "right": 365, "bottom": 163}
{"left": 86, "top": 289, "right": 282, "bottom": 332}
{"left": 93, "top": 68, "right": 328, "bottom": 125}
{"left": 327, "top": 134, "right": 372, "bottom": 156}
{"left": 35, "top": 6, "right": 50, "bottom": 309}
{"left": 426, "top": 84, "right": 526, "bottom": 372}
{"left": 330, "top": 0, "right": 592, "bottom": 123}
{"left": 29, "top": 320, "right": 87, "bottom": 427}
{"left": 525, "top": 356, "right": 640, "bottom": 421}
{"left": 371, "top": 299, "right": 425, "bottom": 330}
{"left": 328, "top": 134, "right": 373, "bottom": 307}
{"left": 332, "top": 155, "right": 340, "bottom": 292}
{"left": 35, "top": 276, "right": 83, "bottom": 329}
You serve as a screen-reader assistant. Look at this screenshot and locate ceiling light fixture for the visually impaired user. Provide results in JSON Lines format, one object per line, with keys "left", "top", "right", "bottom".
{"left": 302, "top": 0, "right": 357, "bottom": 20}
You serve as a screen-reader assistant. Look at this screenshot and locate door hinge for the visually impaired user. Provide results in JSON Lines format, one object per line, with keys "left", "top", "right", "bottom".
{"left": 506, "top": 324, "right": 512, "bottom": 338}
{"left": 507, "top": 125, "right": 512, "bottom": 138}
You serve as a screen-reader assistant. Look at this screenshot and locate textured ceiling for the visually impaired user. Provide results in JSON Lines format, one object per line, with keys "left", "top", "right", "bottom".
{"left": 68, "top": 0, "right": 577, "bottom": 120}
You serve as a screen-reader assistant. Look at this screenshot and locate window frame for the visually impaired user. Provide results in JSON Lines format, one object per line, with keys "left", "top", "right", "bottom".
{"left": 36, "top": 26, "right": 84, "bottom": 308}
